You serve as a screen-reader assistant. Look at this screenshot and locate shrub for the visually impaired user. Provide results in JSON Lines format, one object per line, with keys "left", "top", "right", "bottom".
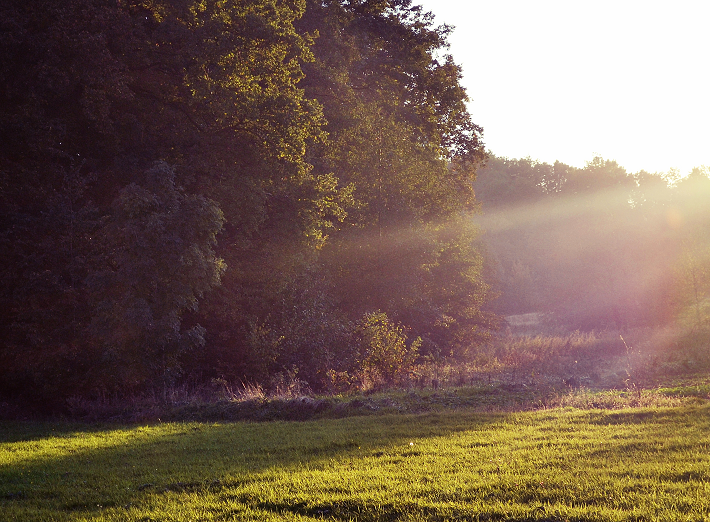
{"left": 356, "top": 311, "right": 420, "bottom": 387}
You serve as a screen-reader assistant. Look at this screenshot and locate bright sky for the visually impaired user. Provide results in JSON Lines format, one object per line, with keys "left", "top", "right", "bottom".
{"left": 416, "top": 0, "right": 710, "bottom": 176}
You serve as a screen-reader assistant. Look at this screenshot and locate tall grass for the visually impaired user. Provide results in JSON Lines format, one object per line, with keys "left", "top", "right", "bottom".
{"left": 408, "top": 326, "right": 710, "bottom": 392}
{"left": 7, "top": 326, "right": 707, "bottom": 424}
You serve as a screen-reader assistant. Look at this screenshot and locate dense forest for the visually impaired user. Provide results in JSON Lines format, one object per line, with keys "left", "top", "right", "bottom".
{"left": 0, "top": 0, "right": 491, "bottom": 409}
{"left": 474, "top": 156, "right": 710, "bottom": 332}
{"left": 2, "top": 0, "right": 709, "bottom": 413}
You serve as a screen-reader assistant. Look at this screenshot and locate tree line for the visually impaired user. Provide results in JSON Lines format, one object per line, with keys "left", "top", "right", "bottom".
{"left": 0, "top": 0, "right": 493, "bottom": 408}
{"left": 474, "top": 155, "right": 710, "bottom": 331}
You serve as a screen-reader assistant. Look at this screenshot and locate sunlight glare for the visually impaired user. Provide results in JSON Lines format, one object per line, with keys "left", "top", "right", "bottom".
{"left": 416, "top": 0, "right": 710, "bottom": 175}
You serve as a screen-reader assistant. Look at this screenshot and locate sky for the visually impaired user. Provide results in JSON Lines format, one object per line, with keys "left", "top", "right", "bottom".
{"left": 415, "top": 0, "right": 710, "bottom": 176}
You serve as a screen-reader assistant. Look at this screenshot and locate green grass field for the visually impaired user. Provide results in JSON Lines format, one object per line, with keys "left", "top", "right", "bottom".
{"left": 2, "top": 397, "right": 709, "bottom": 521}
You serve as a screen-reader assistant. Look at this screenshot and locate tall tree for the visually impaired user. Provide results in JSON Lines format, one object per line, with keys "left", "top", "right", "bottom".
{"left": 0, "top": 0, "right": 339, "bottom": 402}
{"left": 1, "top": 0, "right": 496, "bottom": 404}
{"left": 296, "top": 0, "right": 492, "bottom": 360}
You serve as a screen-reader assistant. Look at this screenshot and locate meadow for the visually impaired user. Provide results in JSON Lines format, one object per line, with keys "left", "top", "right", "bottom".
{"left": 2, "top": 395, "right": 710, "bottom": 521}
{"left": 2, "top": 329, "right": 710, "bottom": 521}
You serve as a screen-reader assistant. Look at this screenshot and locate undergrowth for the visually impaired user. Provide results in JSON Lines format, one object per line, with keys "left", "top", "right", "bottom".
{"left": 2, "top": 326, "right": 709, "bottom": 423}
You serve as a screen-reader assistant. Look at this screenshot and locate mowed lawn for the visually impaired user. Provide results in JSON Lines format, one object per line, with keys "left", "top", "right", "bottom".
{"left": 2, "top": 404, "right": 709, "bottom": 521}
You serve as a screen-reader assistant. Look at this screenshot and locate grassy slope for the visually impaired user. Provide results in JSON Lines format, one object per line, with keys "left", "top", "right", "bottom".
{"left": 2, "top": 398, "right": 710, "bottom": 521}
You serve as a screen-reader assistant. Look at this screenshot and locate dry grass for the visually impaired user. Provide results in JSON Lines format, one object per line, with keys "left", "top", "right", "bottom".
{"left": 404, "top": 326, "right": 710, "bottom": 392}
{"left": 12, "top": 325, "right": 708, "bottom": 424}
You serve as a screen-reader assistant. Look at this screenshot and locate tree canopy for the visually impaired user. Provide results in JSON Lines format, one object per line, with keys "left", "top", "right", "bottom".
{"left": 0, "top": 0, "right": 491, "bottom": 408}
{"left": 474, "top": 155, "right": 710, "bottom": 331}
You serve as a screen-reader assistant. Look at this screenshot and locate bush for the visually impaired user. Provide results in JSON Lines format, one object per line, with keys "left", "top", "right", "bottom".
{"left": 356, "top": 312, "right": 420, "bottom": 387}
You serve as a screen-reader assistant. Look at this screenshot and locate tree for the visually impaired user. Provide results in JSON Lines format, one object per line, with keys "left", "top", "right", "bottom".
{"left": 0, "top": 0, "right": 342, "bottom": 402}
{"left": 356, "top": 311, "right": 419, "bottom": 386}
{"left": 671, "top": 168, "right": 710, "bottom": 329}
{"left": 1, "top": 0, "right": 496, "bottom": 404}
{"left": 474, "top": 153, "right": 705, "bottom": 330}
{"left": 473, "top": 156, "right": 560, "bottom": 208}
{"left": 87, "top": 162, "right": 225, "bottom": 390}
{"left": 294, "top": 0, "right": 492, "bottom": 359}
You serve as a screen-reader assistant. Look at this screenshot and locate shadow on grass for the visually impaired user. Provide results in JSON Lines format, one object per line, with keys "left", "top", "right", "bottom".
{"left": 2, "top": 404, "right": 709, "bottom": 519}
{"left": 0, "top": 411, "right": 503, "bottom": 515}
{"left": 0, "top": 422, "right": 121, "bottom": 444}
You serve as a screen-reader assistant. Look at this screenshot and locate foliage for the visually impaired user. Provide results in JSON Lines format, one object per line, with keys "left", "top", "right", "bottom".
{"left": 5, "top": 0, "right": 709, "bottom": 414}
{"left": 675, "top": 243, "right": 710, "bottom": 329}
{"left": 292, "top": 0, "right": 492, "bottom": 374}
{"left": 474, "top": 154, "right": 710, "bottom": 330}
{"left": 87, "top": 162, "right": 225, "bottom": 390}
{"left": 0, "top": 0, "right": 331, "bottom": 401}
{"left": 473, "top": 156, "right": 567, "bottom": 206}
{"left": 0, "top": 0, "right": 493, "bottom": 408}
{"left": 356, "top": 311, "right": 420, "bottom": 386}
